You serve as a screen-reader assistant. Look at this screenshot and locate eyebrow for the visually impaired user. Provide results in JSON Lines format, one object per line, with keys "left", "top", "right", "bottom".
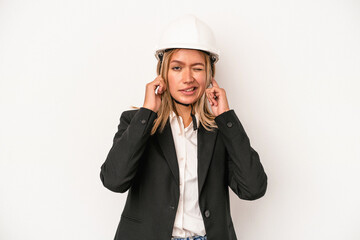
{"left": 170, "top": 60, "right": 205, "bottom": 67}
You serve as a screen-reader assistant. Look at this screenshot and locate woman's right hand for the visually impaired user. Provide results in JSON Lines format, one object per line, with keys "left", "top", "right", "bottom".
{"left": 142, "top": 76, "right": 166, "bottom": 113}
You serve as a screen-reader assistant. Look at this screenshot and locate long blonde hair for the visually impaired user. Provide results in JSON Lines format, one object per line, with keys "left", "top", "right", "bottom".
{"left": 150, "top": 48, "right": 217, "bottom": 135}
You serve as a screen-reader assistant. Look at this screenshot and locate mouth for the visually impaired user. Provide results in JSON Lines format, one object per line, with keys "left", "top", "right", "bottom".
{"left": 179, "top": 87, "right": 197, "bottom": 95}
{"left": 183, "top": 87, "right": 196, "bottom": 92}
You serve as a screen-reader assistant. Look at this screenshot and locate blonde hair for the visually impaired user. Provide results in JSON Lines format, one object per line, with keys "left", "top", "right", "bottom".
{"left": 150, "top": 48, "right": 217, "bottom": 135}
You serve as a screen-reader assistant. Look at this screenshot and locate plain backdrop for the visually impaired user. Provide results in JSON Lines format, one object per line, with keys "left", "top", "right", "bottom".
{"left": 1, "top": 0, "right": 359, "bottom": 239}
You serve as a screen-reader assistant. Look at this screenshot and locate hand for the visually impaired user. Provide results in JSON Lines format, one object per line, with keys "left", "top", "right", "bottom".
{"left": 206, "top": 78, "right": 230, "bottom": 116}
{"left": 143, "top": 76, "right": 166, "bottom": 113}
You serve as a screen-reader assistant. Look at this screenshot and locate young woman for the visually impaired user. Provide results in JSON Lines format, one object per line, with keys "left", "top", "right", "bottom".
{"left": 100, "top": 15, "right": 267, "bottom": 240}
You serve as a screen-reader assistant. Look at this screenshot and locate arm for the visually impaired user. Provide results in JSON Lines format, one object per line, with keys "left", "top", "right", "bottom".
{"left": 215, "top": 110, "right": 267, "bottom": 200}
{"left": 100, "top": 107, "right": 157, "bottom": 193}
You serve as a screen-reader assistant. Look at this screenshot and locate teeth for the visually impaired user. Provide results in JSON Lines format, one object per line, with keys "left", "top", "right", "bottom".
{"left": 184, "top": 88, "right": 195, "bottom": 92}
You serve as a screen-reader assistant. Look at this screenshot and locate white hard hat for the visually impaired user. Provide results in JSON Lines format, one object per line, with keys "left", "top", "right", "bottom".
{"left": 155, "top": 14, "right": 220, "bottom": 63}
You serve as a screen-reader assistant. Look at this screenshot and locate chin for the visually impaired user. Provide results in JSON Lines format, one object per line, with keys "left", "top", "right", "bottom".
{"left": 180, "top": 97, "right": 199, "bottom": 105}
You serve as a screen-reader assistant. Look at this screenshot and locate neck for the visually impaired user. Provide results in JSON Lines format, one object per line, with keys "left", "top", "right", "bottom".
{"left": 172, "top": 97, "right": 197, "bottom": 131}
{"left": 172, "top": 98, "right": 191, "bottom": 114}
{"left": 173, "top": 98, "right": 190, "bottom": 107}
{"left": 172, "top": 97, "right": 198, "bottom": 130}
{"left": 175, "top": 103, "right": 192, "bottom": 121}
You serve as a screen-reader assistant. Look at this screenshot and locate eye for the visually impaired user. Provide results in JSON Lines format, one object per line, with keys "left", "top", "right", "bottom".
{"left": 172, "top": 66, "right": 181, "bottom": 71}
{"left": 194, "top": 68, "right": 204, "bottom": 71}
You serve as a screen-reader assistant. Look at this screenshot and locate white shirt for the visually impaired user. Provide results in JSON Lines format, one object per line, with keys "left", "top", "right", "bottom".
{"left": 169, "top": 111, "right": 206, "bottom": 237}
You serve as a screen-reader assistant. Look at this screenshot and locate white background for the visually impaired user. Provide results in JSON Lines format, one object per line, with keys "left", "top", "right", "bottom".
{"left": 1, "top": 0, "right": 359, "bottom": 239}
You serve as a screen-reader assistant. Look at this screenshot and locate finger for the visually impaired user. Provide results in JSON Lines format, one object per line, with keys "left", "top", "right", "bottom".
{"left": 151, "top": 78, "right": 160, "bottom": 90}
{"left": 208, "top": 89, "right": 219, "bottom": 104}
{"left": 211, "top": 78, "right": 220, "bottom": 88}
{"left": 154, "top": 76, "right": 166, "bottom": 94}
{"left": 211, "top": 95, "right": 218, "bottom": 106}
{"left": 206, "top": 89, "right": 214, "bottom": 99}
{"left": 209, "top": 97, "right": 215, "bottom": 106}
{"left": 207, "top": 91, "right": 217, "bottom": 106}
{"left": 209, "top": 88, "right": 218, "bottom": 100}
{"left": 154, "top": 75, "right": 163, "bottom": 83}
{"left": 160, "top": 79, "right": 166, "bottom": 94}
{"left": 210, "top": 88, "right": 220, "bottom": 100}
{"left": 159, "top": 78, "right": 166, "bottom": 91}
{"left": 206, "top": 91, "right": 214, "bottom": 105}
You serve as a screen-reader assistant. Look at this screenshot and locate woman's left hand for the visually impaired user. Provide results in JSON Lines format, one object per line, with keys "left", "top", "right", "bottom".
{"left": 206, "top": 78, "right": 230, "bottom": 117}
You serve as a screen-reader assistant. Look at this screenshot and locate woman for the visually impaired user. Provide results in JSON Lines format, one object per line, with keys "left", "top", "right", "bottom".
{"left": 100, "top": 15, "right": 267, "bottom": 240}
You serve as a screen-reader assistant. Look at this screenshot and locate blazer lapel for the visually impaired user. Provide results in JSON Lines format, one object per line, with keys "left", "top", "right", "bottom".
{"left": 156, "top": 119, "right": 218, "bottom": 195}
{"left": 197, "top": 124, "right": 218, "bottom": 195}
{"left": 156, "top": 120, "right": 180, "bottom": 185}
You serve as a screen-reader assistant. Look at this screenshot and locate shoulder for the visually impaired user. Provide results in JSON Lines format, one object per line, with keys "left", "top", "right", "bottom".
{"left": 120, "top": 108, "right": 157, "bottom": 124}
{"left": 120, "top": 109, "right": 139, "bottom": 118}
{"left": 119, "top": 109, "right": 140, "bottom": 124}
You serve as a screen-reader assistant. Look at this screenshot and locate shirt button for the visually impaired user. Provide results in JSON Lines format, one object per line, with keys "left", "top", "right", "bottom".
{"left": 140, "top": 119, "right": 146, "bottom": 124}
{"left": 169, "top": 206, "right": 175, "bottom": 210}
{"left": 226, "top": 122, "right": 233, "bottom": 128}
{"left": 204, "top": 209, "right": 211, "bottom": 218}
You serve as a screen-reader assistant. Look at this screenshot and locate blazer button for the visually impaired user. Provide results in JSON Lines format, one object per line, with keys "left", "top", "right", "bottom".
{"left": 204, "top": 209, "right": 210, "bottom": 218}
{"left": 226, "top": 122, "right": 233, "bottom": 128}
{"left": 141, "top": 119, "right": 146, "bottom": 124}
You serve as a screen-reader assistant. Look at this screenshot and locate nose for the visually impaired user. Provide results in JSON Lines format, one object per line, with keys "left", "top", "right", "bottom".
{"left": 182, "top": 67, "right": 194, "bottom": 84}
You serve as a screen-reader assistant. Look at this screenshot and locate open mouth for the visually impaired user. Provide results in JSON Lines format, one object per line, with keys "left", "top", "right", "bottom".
{"left": 180, "top": 87, "right": 197, "bottom": 95}
{"left": 183, "top": 87, "right": 197, "bottom": 92}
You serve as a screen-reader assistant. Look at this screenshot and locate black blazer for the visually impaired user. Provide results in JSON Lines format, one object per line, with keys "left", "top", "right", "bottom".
{"left": 100, "top": 107, "right": 267, "bottom": 240}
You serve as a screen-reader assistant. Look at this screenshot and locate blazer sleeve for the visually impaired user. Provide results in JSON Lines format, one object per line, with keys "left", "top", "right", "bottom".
{"left": 100, "top": 107, "right": 157, "bottom": 193}
{"left": 214, "top": 110, "right": 268, "bottom": 200}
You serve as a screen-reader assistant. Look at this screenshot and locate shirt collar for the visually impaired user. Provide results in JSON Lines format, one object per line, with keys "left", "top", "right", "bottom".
{"left": 169, "top": 111, "right": 199, "bottom": 130}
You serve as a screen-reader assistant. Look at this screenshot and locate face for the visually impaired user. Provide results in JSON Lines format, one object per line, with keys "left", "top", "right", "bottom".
{"left": 167, "top": 49, "right": 207, "bottom": 105}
